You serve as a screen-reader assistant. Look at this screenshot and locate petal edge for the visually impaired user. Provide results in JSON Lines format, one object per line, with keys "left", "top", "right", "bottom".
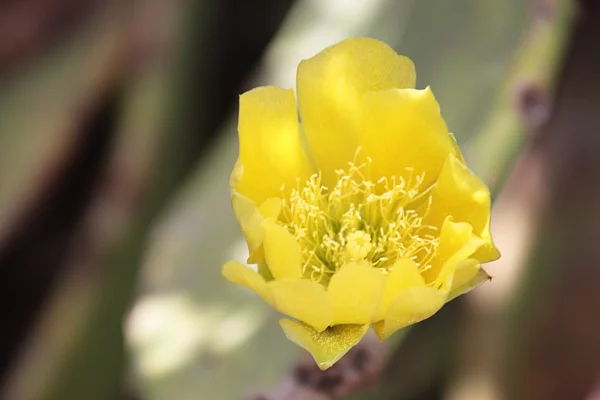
{"left": 280, "top": 319, "right": 369, "bottom": 370}
{"left": 268, "top": 279, "right": 332, "bottom": 332}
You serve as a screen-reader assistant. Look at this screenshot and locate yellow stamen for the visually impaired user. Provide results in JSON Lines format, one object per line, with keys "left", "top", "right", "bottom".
{"left": 280, "top": 152, "right": 439, "bottom": 285}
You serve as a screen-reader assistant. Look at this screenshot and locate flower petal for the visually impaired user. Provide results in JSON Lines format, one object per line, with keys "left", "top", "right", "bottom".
{"left": 227, "top": 192, "right": 285, "bottom": 286}
{"left": 424, "top": 217, "right": 486, "bottom": 288}
{"left": 373, "top": 258, "right": 425, "bottom": 322}
{"left": 235, "top": 86, "right": 313, "bottom": 204}
{"left": 258, "top": 197, "right": 284, "bottom": 220}
{"left": 327, "top": 262, "right": 385, "bottom": 325}
{"left": 246, "top": 198, "right": 284, "bottom": 265}
{"left": 222, "top": 261, "right": 271, "bottom": 304}
{"left": 232, "top": 195, "right": 282, "bottom": 251}
{"left": 447, "top": 262, "right": 491, "bottom": 302}
{"left": 268, "top": 280, "right": 332, "bottom": 332}
{"left": 424, "top": 154, "right": 500, "bottom": 263}
{"left": 360, "top": 87, "right": 459, "bottom": 188}
{"left": 230, "top": 194, "right": 265, "bottom": 252}
{"left": 296, "top": 38, "right": 416, "bottom": 184}
{"left": 263, "top": 221, "right": 302, "bottom": 279}
{"left": 256, "top": 263, "right": 274, "bottom": 281}
{"left": 451, "top": 259, "right": 480, "bottom": 292}
{"left": 280, "top": 319, "right": 369, "bottom": 370}
{"left": 376, "top": 287, "right": 446, "bottom": 340}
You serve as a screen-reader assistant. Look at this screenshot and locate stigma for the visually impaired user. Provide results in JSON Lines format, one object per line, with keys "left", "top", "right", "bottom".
{"left": 345, "top": 230, "right": 373, "bottom": 260}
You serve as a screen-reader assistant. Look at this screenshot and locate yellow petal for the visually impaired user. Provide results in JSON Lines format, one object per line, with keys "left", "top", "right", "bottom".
{"left": 262, "top": 221, "right": 302, "bottom": 279}
{"left": 246, "top": 249, "right": 265, "bottom": 266}
{"left": 426, "top": 217, "right": 486, "bottom": 288}
{"left": 377, "top": 287, "right": 446, "bottom": 340}
{"left": 231, "top": 194, "right": 282, "bottom": 265}
{"left": 450, "top": 259, "right": 481, "bottom": 292}
{"left": 327, "top": 262, "right": 385, "bottom": 325}
{"left": 279, "top": 319, "right": 369, "bottom": 370}
{"left": 258, "top": 197, "right": 284, "bottom": 219}
{"left": 268, "top": 280, "right": 332, "bottom": 332}
{"left": 235, "top": 86, "right": 313, "bottom": 204}
{"left": 449, "top": 132, "right": 467, "bottom": 164}
{"left": 256, "top": 263, "right": 274, "bottom": 281}
{"left": 373, "top": 258, "right": 425, "bottom": 322}
{"left": 221, "top": 261, "right": 271, "bottom": 304}
{"left": 447, "top": 263, "right": 490, "bottom": 302}
{"left": 425, "top": 154, "right": 500, "bottom": 263}
{"left": 296, "top": 38, "right": 415, "bottom": 184}
{"left": 246, "top": 198, "right": 284, "bottom": 265}
{"left": 360, "top": 87, "right": 458, "bottom": 188}
{"left": 231, "top": 194, "right": 265, "bottom": 253}
{"left": 372, "top": 321, "right": 385, "bottom": 341}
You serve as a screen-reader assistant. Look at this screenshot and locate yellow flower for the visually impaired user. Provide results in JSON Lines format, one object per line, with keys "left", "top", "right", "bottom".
{"left": 222, "top": 38, "right": 500, "bottom": 370}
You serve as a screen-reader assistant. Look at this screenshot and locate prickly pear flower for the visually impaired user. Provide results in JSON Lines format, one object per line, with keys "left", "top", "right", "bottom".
{"left": 222, "top": 38, "right": 500, "bottom": 370}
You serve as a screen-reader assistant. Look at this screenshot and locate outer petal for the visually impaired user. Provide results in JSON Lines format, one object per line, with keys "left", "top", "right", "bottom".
{"left": 450, "top": 259, "right": 481, "bottom": 292}
{"left": 235, "top": 86, "right": 313, "bottom": 204}
{"left": 327, "top": 262, "right": 385, "bottom": 325}
{"left": 296, "top": 38, "right": 416, "bottom": 184}
{"left": 231, "top": 194, "right": 282, "bottom": 260}
{"left": 268, "top": 280, "right": 332, "bottom": 332}
{"left": 447, "top": 263, "right": 491, "bottom": 302}
{"left": 424, "top": 154, "right": 500, "bottom": 263}
{"left": 424, "top": 217, "right": 486, "bottom": 288}
{"left": 280, "top": 319, "right": 369, "bottom": 370}
{"left": 258, "top": 197, "right": 284, "bottom": 221}
{"left": 263, "top": 221, "right": 302, "bottom": 279}
{"left": 376, "top": 287, "right": 447, "bottom": 340}
{"left": 246, "top": 198, "right": 284, "bottom": 265}
{"left": 360, "top": 87, "right": 459, "bottom": 189}
{"left": 373, "top": 258, "right": 425, "bottom": 322}
{"left": 222, "top": 261, "right": 271, "bottom": 304}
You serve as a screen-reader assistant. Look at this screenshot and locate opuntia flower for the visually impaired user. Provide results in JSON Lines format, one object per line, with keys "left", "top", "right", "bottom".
{"left": 222, "top": 38, "right": 500, "bottom": 370}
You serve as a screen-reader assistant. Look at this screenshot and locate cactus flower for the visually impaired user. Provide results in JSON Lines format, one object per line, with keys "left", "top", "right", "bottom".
{"left": 222, "top": 38, "right": 500, "bottom": 370}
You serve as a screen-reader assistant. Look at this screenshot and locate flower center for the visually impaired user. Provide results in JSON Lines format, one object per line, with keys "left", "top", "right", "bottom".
{"left": 280, "top": 156, "right": 439, "bottom": 285}
{"left": 345, "top": 230, "right": 373, "bottom": 260}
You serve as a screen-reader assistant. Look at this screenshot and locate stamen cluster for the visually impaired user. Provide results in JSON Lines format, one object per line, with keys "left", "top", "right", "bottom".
{"left": 280, "top": 155, "right": 439, "bottom": 285}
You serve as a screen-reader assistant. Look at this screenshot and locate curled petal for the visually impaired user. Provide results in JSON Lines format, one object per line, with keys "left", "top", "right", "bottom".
{"left": 327, "top": 262, "right": 385, "bottom": 325}
{"left": 280, "top": 319, "right": 369, "bottom": 370}
{"left": 297, "top": 38, "right": 416, "bottom": 184}
{"left": 425, "top": 154, "right": 500, "bottom": 263}
{"left": 424, "top": 217, "right": 486, "bottom": 288}
{"left": 268, "top": 280, "right": 332, "bottom": 332}
{"left": 235, "top": 86, "right": 313, "bottom": 204}
{"left": 263, "top": 221, "right": 302, "bottom": 279}
{"left": 360, "top": 87, "right": 459, "bottom": 189}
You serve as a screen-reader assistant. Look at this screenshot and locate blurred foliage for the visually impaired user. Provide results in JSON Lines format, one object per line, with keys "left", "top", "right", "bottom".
{"left": 0, "top": 5, "right": 117, "bottom": 239}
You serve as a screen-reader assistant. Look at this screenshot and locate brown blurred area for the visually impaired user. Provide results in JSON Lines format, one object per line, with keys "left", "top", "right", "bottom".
{"left": 0, "top": 1, "right": 295, "bottom": 398}
{"left": 1, "top": 0, "right": 600, "bottom": 399}
{"left": 0, "top": 0, "right": 101, "bottom": 74}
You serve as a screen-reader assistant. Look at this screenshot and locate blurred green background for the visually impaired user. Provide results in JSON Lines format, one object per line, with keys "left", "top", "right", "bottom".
{"left": 3, "top": 0, "right": 600, "bottom": 399}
